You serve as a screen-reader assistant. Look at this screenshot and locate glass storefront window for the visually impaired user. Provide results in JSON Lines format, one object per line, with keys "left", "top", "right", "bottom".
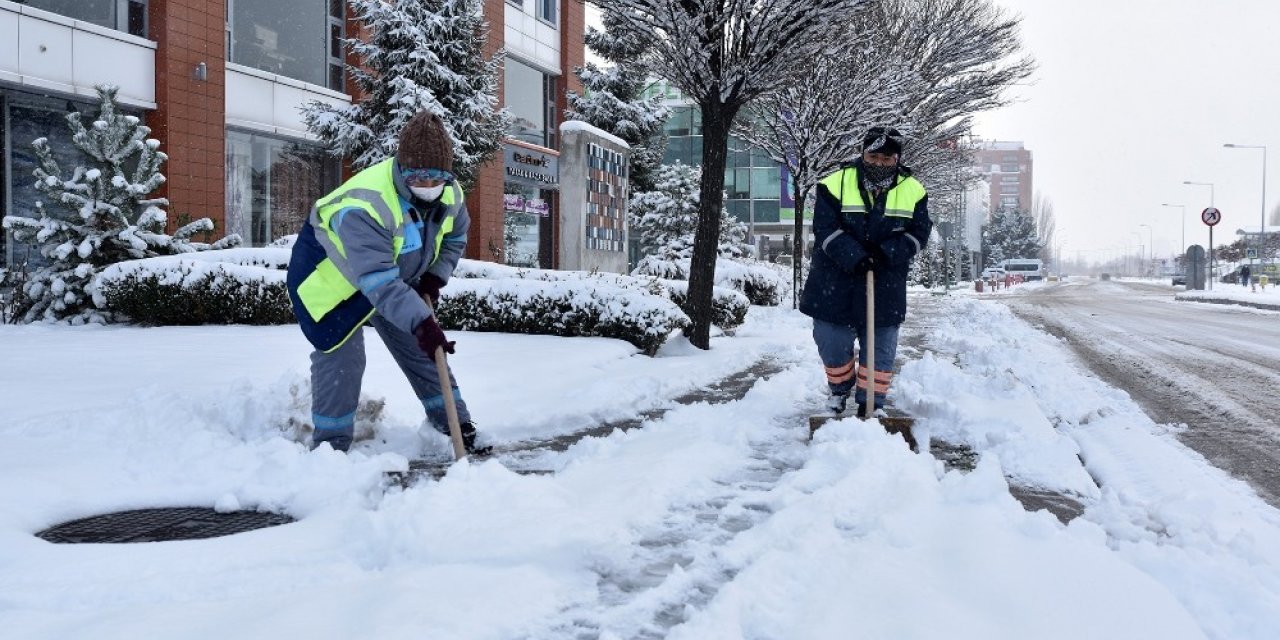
{"left": 225, "top": 130, "right": 340, "bottom": 247}
{"left": 665, "top": 107, "right": 692, "bottom": 136}
{"left": 502, "top": 184, "right": 547, "bottom": 268}
{"left": 17, "top": 0, "right": 148, "bottom": 38}
{"left": 505, "top": 59, "right": 555, "bottom": 148}
{"left": 752, "top": 200, "right": 780, "bottom": 224}
{"left": 229, "top": 0, "right": 338, "bottom": 89}
{"left": 750, "top": 167, "right": 780, "bottom": 200}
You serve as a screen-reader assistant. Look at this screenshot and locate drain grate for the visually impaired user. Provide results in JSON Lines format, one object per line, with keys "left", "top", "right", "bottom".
{"left": 36, "top": 507, "right": 295, "bottom": 543}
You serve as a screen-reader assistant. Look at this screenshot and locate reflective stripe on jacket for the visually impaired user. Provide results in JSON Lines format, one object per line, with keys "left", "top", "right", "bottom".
{"left": 287, "top": 158, "right": 466, "bottom": 353}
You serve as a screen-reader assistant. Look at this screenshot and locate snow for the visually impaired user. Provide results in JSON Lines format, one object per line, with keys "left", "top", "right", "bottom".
{"left": 2, "top": 294, "right": 1279, "bottom": 638}
{"left": 560, "top": 120, "right": 631, "bottom": 149}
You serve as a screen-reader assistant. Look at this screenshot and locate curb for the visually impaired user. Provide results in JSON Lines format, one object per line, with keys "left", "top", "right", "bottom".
{"left": 1175, "top": 296, "right": 1280, "bottom": 311}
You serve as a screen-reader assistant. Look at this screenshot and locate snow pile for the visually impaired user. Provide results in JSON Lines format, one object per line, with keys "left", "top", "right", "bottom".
{"left": 3, "top": 288, "right": 1279, "bottom": 638}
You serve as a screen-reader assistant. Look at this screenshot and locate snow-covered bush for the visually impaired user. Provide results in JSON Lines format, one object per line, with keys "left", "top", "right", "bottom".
{"left": 453, "top": 259, "right": 751, "bottom": 330}
{"left": 634, "top": 257, "right": 787, "bottom": 307}
{"left": 94, "top": 249, "right": 291, "bottom": 325}
{"left": 92, "top": 253, "right": 738, "bottom": 350}
{"left": 435, "top": 278, "right": 687, "bottom": 355}
{"left": 660, "top": 280, "right": 749, "bottom": 332}
{"left": 2, "top": 85, "right": 238, "bottom": 324}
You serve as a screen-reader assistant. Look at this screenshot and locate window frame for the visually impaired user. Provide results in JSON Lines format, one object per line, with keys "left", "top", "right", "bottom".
{"left": 536, "top": 0, "right": 558, "bottom": 27}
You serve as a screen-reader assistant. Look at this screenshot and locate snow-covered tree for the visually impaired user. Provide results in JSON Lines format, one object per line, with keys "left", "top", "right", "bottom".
{"left": 1032, "top": 192, "right": 1057, "bottom": 263}
{"left": 631, "top": 163, "right": 749, "bottom": 276}
{"left": 981, "top": 209, "right": 1041, "bottom": 267}
{"left": 302, "top": 0, "right": 509, "bottom": 187}
{"left": 567, "top": 9, "right": 670, "bottom": 192}
{"left": 2, "top": 85, "right": 236, "bottom": 324}
{"left": 733, "top": 21, "right": 910, "bottom": 305}
{"left": 863, "top": 0, "right": 1035, "bottom": 184}
{"left": 592, "top": 0, "right": 869, "bottom": 349}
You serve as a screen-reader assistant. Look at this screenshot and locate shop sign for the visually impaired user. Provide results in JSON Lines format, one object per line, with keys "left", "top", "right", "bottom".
{"left": 503, "top": 144, "right": 559, "bottom": 189}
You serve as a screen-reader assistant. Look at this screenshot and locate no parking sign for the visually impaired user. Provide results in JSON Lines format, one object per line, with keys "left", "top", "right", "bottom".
{"left": 1201, "top": 207, "right": 1221, "bottom": 226}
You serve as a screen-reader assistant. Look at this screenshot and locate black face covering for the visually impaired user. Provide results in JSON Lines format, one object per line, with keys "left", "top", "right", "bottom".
{"left": 862, "top": 162, "right": 898, "bottom": 189}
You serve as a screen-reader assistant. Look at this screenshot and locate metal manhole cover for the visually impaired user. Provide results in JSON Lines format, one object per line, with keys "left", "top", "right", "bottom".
{"left": 36, "top": 507, "right": 295, "bottom": 543}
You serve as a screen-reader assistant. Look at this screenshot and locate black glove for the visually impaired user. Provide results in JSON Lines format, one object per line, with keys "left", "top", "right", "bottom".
{"left": 414, "top": 273, "right": 445, "bottom": 307}
{"left": 855, "top": 254, "right": 880, "bottom": 273}
{"left": 413, "top": 316, "right": 455, "bottom": 355}
{"left": 855, "top": 240, "right": 886, "bottom": 273}
{"left": 858, "top": 239, "right": 890, "bottom": 267}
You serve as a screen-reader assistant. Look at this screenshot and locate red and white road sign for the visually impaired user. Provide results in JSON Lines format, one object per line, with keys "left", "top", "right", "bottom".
{"left": 1201, "top": 207, "right": 1221, "bottom": 226}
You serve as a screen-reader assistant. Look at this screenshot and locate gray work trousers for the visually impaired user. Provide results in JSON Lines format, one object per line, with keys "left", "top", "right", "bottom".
{"left": 310, "top": 314, "right": 469, "bottom": 450}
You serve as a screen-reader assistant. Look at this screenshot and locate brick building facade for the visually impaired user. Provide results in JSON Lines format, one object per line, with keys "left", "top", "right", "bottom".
{"left": 0, "top": 0, "right": 583, "bottom": 268}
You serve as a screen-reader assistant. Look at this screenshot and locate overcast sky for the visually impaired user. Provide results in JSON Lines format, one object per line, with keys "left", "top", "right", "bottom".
{"left": 973, "top": 0, "right": 1280, "bottom": 263}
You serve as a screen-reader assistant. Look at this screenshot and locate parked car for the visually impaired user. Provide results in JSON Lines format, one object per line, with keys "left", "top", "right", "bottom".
{"left": 1171, "top": 273, "right": 1186, "bottom": 286}
{"left": 981, "top": 267, "right": 1006, "bottom": 279}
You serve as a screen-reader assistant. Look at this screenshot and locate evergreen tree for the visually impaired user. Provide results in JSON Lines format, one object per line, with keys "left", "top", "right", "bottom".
{"left": 566, "top": 9, "right": 670, "bottom": 192}
{"left": 981, "top": 208, "right": 1041, "bottom": 267}
{"left": 302, "top": 0, "right": 508, "bottom": 187}
{"left": 2, "top": 85, "right": 236, "bottom": 324}
{"left": 631, "top": 163, "right": 749, "bottom": 276}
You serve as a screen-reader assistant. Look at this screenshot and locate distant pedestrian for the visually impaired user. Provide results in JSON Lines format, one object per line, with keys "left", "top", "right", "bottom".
{"left": 1240, "top": 264, "right": 1252, "bottom": 288}
{"left": 799, "top": 127, "right": 933, "bottom": 417}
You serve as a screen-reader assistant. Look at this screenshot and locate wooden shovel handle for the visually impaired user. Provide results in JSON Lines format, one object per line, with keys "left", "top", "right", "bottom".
{"left": 424, "top": 295, "right": 467, "bottom": 460}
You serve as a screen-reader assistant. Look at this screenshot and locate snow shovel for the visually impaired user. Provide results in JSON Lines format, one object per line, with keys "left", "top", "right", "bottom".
{"left": 809, "top": 270, "right": 918, "bottom": 451}
{"left": 423, "top": 295, "right": 468, "bottom": 461}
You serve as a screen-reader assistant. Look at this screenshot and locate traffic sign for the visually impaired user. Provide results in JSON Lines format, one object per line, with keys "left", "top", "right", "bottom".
{"left": 1246, "top": 248, "right": 1258, "bottom": 259}
{"left": 1201, "top": 207, "right": 1221, "bottom": 226}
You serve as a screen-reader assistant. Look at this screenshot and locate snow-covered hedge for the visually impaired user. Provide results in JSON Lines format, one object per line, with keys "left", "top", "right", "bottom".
{"left": 92, "top": 252, "right": 750, "bottom": 351}
{"left": 660, "top": 280, "right": 750, "bottom": 331}
{"left": 454, "top": 260, "right": 750, "bottom": 330}
{"left": 632, "top": 257, "right": 787, "bottom": 307}
{"left": 436, "top": 278, "right": 687, "bottom": 355}
{"left": 94, "top": 248, "right": 292, "bottom": 325}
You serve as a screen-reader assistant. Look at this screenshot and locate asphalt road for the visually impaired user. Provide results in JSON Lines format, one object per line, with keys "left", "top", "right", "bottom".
{"left": 1003, "top": 279, "right": 1280, "bottom": 508}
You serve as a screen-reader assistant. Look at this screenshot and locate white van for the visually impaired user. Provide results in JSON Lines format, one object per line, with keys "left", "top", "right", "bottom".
{"left": 1001, "top": 258, "right": 1044, "bottom": 281}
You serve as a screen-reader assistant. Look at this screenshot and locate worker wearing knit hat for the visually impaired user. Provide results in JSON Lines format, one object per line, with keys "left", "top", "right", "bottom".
{"left": 397, "top": 112, "right": 455, "bottom": 172}
{"left": 286, "top": 110, "right": 488, "bottom": 457}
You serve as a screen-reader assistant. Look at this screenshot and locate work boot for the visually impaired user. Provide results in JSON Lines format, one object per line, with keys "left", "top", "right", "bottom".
{"left": 826, "top": 392, "right": 849, "bottom": 415}
{"left": 460, "top": 421, "right": 492, "bottom": 457}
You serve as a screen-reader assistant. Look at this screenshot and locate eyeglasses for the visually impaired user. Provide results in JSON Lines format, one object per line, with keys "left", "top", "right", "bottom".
{"left": 402, "top": 168, "right": 455, "bottom": 184}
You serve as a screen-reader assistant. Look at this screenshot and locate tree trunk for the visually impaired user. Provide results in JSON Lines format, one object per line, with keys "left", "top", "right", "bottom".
{"left": 792, "top": 182, "right": 807, "bottom": 309}
{"left": 686, "top": 103, "right": 736, "bottom": 350}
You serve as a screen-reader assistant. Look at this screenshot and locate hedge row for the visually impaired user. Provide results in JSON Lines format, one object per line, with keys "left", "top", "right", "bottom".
{"left": 96, "top": 266, "right": 293, "bottom": 325}
{"left": 435, "top": 278, "right": 688, "bottom": 355}
{"left": 93, "top": 253, "right": 755, "bottom": 350}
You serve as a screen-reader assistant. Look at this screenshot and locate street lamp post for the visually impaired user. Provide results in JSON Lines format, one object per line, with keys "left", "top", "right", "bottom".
{"left": 1139, "top": 223, "right": 1153, "bottom": 276}
{"left": 1183, "top": 180, "right": 1216, "bottom": 289}
{"left": 1224, "top": 143, "right": 1268, "bottom": 268}
{"left": 1161, "top": 203, "right": 1186, "bottom": 256}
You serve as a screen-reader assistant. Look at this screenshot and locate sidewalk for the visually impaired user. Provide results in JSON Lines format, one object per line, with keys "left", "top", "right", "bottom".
{"left": 1176, "top": 284, "right": 1280, "bottom": 311}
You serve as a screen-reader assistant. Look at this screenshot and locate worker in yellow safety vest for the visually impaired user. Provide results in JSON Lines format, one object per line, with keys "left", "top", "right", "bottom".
{"left": 286, "top": 112, "right": 486, "bottom": 454}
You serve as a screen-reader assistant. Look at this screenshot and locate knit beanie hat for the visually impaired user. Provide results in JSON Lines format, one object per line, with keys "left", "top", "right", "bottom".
{"left": 397, "top": 112, "right": 454, "bottom": 171}
{"left": 862, "top": 126, "right": 904, "bottom": 156}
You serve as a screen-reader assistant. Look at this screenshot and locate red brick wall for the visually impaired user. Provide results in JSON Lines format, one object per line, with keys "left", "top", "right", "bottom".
{"left": 466, "top": 0, "right": 508, "bottom": 262}
{"left": 145, "top": 0, "right": 226, "bottom": 235}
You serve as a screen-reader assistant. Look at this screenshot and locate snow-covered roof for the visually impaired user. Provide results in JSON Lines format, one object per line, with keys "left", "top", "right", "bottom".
{"left": 560, "top": 120, "right": 630, "bottom": 150}
{"left": 1234, "top": 224, "right": 1280, "bottom": 235}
